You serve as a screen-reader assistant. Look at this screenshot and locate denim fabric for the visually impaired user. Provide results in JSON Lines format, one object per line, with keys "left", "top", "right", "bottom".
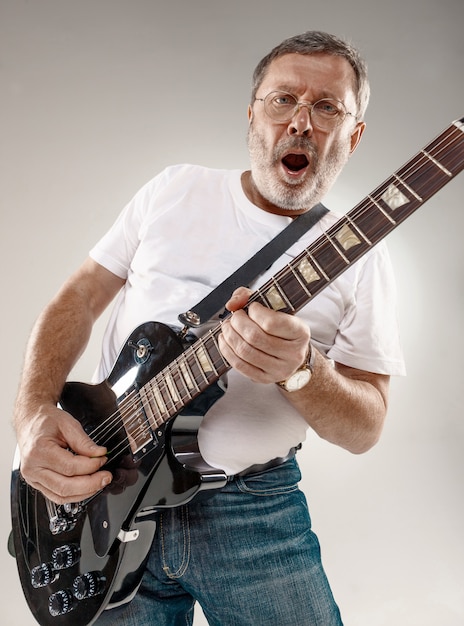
{"left": 95, "top": 458, "right": 343, "bottom": 626}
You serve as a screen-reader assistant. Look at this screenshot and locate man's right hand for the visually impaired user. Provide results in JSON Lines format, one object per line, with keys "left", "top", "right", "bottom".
{"left": 16, "top": 403, "right": 112, "bottom": 504}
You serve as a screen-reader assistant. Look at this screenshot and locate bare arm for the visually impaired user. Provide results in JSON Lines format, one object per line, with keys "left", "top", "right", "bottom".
{"left": 218, "top": 287, "right": 389, "bottom": 454}
{"left": 13, "top": 257, "right": 125, "bottom": 503}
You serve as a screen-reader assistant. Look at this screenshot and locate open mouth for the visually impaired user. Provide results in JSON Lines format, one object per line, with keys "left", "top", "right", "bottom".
{"left": 281, "top": 153, "right": 309, "bottom": 172}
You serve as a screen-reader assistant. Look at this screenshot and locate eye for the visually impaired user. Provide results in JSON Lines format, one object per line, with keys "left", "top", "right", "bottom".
{"left": 313, "top": 99, "right": 342, "bottom": 117}
{"left": 271, "top": 93, "right": 297, "bottom": 107}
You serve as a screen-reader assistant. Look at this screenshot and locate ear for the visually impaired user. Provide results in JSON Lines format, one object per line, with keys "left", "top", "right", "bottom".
{"left": 247, "top": 104, "right": 253, "bottom": 124}
{"left": 349, "top": 121, "right": 366, "bottom": 154}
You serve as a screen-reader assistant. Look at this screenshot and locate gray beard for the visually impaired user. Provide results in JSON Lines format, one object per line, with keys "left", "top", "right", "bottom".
{"left": 247, "top": 125, "right": 350, "bottom": 211}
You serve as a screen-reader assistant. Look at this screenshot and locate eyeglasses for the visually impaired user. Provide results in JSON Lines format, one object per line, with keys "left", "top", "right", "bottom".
{"left": 255, "top": 91, "right": 356, "bottom": 130}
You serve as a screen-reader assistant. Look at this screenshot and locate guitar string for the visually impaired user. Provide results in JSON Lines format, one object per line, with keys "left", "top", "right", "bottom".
{"left": 78, "top": 330, "right": 224, "bottom": 463}
{"left": 246, "top": 124, "right": 464, "bottom": 309}
{"left": 91, "top": 125, "right": 464, "bottom": 462}
{"left": 73, "top": 125, "right": 464, "bottom": 471}
{"left": 81, "top": 124, "right": 464, "bottom": 463}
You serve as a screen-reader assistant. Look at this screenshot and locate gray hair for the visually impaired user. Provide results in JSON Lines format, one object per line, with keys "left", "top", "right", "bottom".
{"left": 251, "top": 31, "right": 370, "bottom": 121}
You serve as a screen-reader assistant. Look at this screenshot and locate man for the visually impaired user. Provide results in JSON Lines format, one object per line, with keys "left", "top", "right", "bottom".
{"left": 13, "top": 31, "right": 405, "bottom": 625}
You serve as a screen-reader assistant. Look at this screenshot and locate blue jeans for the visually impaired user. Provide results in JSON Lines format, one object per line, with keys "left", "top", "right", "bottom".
{"left": 95, "top": 458, "right": 343, "bottom": 625}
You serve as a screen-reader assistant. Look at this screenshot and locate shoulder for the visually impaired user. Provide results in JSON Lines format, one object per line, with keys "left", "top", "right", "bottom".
{"left": 155, "top": 163, "right": 237, "bottom": 183}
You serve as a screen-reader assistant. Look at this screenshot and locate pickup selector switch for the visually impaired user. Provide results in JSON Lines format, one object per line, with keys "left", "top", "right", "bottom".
{"left": 72, "top": 571, "right": 106, "bottom": 600}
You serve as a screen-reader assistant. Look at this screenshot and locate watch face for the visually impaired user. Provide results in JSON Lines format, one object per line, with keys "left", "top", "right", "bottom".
{"left": 285, "top": 368, "right": 311, "bottom": 391}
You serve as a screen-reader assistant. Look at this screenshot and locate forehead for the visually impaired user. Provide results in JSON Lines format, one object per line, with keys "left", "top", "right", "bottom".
{"left": 260, "top": 52, "right": 357, "bottom": 102}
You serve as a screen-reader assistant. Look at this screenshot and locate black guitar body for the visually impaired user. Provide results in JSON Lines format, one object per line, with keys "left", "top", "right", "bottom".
{"left": 10, "top": 321, "right": 227, "bottom": 626}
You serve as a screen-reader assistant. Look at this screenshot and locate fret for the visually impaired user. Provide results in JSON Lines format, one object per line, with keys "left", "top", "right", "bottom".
{"left": 295, "top": 255, "right": 323, "bottom": 286}
{"left": 139, "top": 384, "right": 163, "bottom": 430}
{"left": 374, "top": 177, "right": 422, "bottom": 225}
{"left": 151, "top": 381, "right": 168, "bottom": 416}
{"left": 427, "top": 125, "right": 464, "bottom": 175}
{"left": 396, "top": 158, "right": 439, "bottom": 204}
{"left": 310, "top": 237, "right": 348, "bottom": 279}
{"left": 136, "top": 118, "right": 463, "bottom": 431}
{"left": 122, "top": 395, "right": 153, "bottom": 454}
{"left": 188, "top": 348, "right": 212, "bottom": 389}
{"left": 330, "top": 219, "right": 370, "bottom": 262}
{"left": 353, "top": 195, "right": 398, "bottom": 246}
{"left": 380, "top": 181, "right": 410, "bottom": 210}
{"left": 307, "top": 252, "right": 330, "bottom": 281}
{"left": 367, "top": 195, "right": 397, "bottom": 225}
{"left": 422, "top": 150, "right": 452, "bottom": 177}
{"left": 157, "top": 376, "right": 180, "bottom": 415}
{"left": 164, "top": 371, "right": 181, "bottom": 404}
{"left": 393, "top": 174, "right": 423, "bottom": 202}
{"left": 262, "top": 278, "right": 294, "bottom": 312}
{"left": 324, "top": 232, "right": 350, "bottom": 264}
{"left": 203, "top": 331, "right": 229, "bottom": 374}
{"left": 344, "top": 214, "right": 372, "bottom": 245}
{"left": 170, "top": 359, "right": 192, "bottom": 404}
{"left": 195, "top": 343, "right": 218, "bottom": 378}
{"left": 275, "top": 267, "right": 312, "bottom": 311}
{"left": 289, "top": 264, "right": 312, "bottom": 298}
{"left": 178, "top": 357, "right": 198, "bottom": 392}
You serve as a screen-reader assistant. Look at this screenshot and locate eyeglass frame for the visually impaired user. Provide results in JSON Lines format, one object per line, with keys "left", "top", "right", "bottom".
{"left": 254, "top": 91, "right": 357, "bottom": 129}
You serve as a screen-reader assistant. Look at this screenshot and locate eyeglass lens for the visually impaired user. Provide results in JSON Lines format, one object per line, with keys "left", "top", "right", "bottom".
{"left": 264, "top": 92, "right": 346, "bottom": 128}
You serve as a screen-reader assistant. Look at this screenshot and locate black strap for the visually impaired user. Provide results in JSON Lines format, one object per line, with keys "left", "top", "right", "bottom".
{"left": 178, "top": 203, "right": 329, "bottom": 328}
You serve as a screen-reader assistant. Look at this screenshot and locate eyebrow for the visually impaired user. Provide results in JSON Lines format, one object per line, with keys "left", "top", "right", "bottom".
{"left": 267, "top": 84, "right": 343, "bottom": 102}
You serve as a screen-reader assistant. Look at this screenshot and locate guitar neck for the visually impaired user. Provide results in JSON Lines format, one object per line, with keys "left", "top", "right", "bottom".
{"left": 251, "top": 117, "right": 464, "bottom": 314}
{"left": 139, "top": 118, "right": 464, "bottom": 428}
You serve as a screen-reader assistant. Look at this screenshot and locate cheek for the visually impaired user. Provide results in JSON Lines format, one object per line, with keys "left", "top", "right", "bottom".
{"left": 320, "top": 133, "right": 351, "bottom": 164}
{"left": 250, "top": 118, "right": 283, "bottom": 148}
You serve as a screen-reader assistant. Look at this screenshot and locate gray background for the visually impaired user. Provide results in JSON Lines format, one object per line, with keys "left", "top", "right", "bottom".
{"left": 1, "top": 1, "right": 463, "bottom": 624}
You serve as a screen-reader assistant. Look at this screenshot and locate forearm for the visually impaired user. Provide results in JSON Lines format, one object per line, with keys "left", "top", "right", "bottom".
{"left": 12, "top": 259, "right": 124, "bottom": 502}
{"left": 14, "top": 286, "right": 95, "bottom": 433}
{"left": 282, "top": 347, "right": 389, "bottom": 454}
{"left": 14, "top": 258, "right": 124, "bottom": 434}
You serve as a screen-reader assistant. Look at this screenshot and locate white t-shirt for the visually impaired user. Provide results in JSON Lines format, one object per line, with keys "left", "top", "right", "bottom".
{"left": 90, "top": 164, "right": 405, "bottom": 474}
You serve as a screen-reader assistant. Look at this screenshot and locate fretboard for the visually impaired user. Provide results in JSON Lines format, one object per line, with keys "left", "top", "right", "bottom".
{"left": 137, "top": 118, "right": 464, "bottom": 431}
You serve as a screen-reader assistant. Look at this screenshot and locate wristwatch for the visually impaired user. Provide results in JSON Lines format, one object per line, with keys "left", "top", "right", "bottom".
{"left": 277, "top": 343, "right": 316, "bottom": 392}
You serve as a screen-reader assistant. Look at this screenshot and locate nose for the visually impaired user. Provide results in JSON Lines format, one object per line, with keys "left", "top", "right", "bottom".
{"left": 288, "top": 103, "right": 313, "bottom": 136}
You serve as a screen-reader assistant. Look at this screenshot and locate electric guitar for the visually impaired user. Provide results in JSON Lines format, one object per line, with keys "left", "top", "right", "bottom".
{"left": 10, "top": 117, "right": 464, "bottom": 626}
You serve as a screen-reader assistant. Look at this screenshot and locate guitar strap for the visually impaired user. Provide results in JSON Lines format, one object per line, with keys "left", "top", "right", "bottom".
{"left": 178, "top": 202, "right": 329, "bottom": 328}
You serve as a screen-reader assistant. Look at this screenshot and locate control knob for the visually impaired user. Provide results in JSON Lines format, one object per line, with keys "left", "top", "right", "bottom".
{"left": 31, "top": 562, "right": 58, "bottom": 588}
{"left": 48, "top": 589, "right": 75, "bottom": 617}
{"left": 73, "top": 571, "right": 106, "bottom": 600}
{"left": 51, "top": 544, "right": 81, "bottom": 570}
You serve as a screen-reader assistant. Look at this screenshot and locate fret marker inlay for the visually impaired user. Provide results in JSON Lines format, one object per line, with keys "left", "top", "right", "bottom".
{"left": 335, "top": 224, "right": 362, "bottom": 251}
{"left": 381, "top": 184, "right": 409, "bottom": 210}
{"left": 180, "top": 361, "right": 195, "bottom": 390}
{"left": 297, "top": 257, "right": 320, "bottom": 284}
{"left": 196, "top": 345, "right": 214, "bottom": 373}
{"left": 264, "top": 286, "right": 286, "bottom": 311}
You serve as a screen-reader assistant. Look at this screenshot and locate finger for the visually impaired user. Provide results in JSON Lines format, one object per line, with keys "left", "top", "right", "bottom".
{"left": 247, "top": 301, "right": 311, "bottom": 342}
{"left": 20, "top": 437, "right": 112, "bottom": 502}
{"left": 59, "top": 415, "right": 108, "bottom": 458}
{"left": 225, "top": 286, "right": 253, "bottom": 312}
{"left": 220, "top": 308, "right": 310, "bottom": 382}
{"left": 31, "top": 469, "right": 113, "bottom": 504}
{"left": 217, "top": 333, "right": 270, "bottom": 382}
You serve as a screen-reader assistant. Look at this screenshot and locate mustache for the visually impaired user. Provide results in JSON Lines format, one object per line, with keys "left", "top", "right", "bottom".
{"left": 272, "top": 136, "right": 318, "bottom": 168}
